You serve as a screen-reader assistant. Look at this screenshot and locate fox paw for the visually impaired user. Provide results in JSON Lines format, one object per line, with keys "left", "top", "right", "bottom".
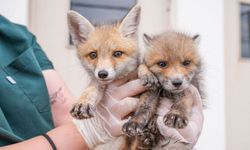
{"left": 122, "top": 121, "right": 144, "bottom": 137}
{"left": 163, "top": 110, "right": 188, "bottom": 129}
{"left": 139, "top": 131, "right": 157, "bottom": 148}
{"left": 70, "top": 103, "right": 95, "bottom": 119}
{"left": 147, "top": 116, "right": 158, "bottom": 134}
{"left": 139, "top": 72, "right": 159, "bottom": 89}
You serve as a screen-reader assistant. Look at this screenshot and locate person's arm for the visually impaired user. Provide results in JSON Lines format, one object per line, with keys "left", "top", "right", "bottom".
{"left": 42, "top": 69, "right": 75, "bottom": 126}
{"left": 0, "top": 75, "right": 145, "bottom": 150}
{"left": 26, "top": 28, "right": 75, "bottom": 126}
{"left": 0, "top": 123, "right": 88, "bottom": 150}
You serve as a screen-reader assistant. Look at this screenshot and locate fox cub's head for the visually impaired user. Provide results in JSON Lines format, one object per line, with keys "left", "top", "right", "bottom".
{"left": 68, "top": 6, "right": 140, "bottom": 84}
{"left": 143, "top": 32, "right": 201, "bottom": 93}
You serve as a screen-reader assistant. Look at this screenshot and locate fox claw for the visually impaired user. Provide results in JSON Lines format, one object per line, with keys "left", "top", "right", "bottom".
{"left": 139, "top": 73, "right": 159, "bottom": 89}
{"left": 163, "top": 110, "right": 188, "bottom": 129}
{"left": 139, "top": 131, "right": 157, "bottom": 147}
{"left": 122, "top": 121, "right": 144, "bottom": 137}
{"left": 70, "top": 103, "right": 95, "bottom": 119}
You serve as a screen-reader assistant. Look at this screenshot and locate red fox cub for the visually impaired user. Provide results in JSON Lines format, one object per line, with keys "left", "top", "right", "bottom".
{"left": 122, "top": 32, "right": 203, "bottom": 149}
{"left": 67, "top": 6, "right": 141, "bottom": 119}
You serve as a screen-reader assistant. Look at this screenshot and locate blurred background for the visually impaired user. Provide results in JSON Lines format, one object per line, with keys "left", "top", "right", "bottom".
{"left": 1, "top": 0, "right": 250, "bottom": 149}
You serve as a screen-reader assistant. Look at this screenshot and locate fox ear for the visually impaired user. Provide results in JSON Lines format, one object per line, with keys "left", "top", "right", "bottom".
{"left": 143, "top": 33, "right": 153, "bottom": 46}
{"left": 192, "top": 34, "right": 200, "bottom": 45}
{"left": 119, "top": 5, "right": 141, "bottom": 38}
{"left": 68, "top": 11, "right": 94, "bottom": 47}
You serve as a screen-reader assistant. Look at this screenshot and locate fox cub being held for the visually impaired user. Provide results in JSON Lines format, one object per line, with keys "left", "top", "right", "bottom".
{"left": 67, "top": 6, "right": 141, "bottom": 119}
{"left": 122, "top": 31, "right": 203, "bottom": 149}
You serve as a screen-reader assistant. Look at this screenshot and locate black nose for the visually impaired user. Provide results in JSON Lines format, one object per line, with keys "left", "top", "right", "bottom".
{"left": 98, "top": 70, "right": 108, "bottom": 79}
{"left": 172, "top": 80, "right": 183, "bottom": 88}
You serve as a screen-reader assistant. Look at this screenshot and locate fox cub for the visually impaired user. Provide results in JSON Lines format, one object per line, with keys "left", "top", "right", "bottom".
{"left": 67, "top": 6, "right": 141, "bottom": 119}
{"left": 122, "top": 31, "right": 203, "bottom": 149}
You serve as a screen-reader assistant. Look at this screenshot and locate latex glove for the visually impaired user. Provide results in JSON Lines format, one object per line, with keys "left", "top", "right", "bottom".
{"left": 73, "top": 77, "right": 146, "bottom": 149}
{"left": 156, "top": 85, "right": 204, "bottom": 148}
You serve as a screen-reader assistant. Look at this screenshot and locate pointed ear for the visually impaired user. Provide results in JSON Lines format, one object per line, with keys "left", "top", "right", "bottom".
{"left": 143, "top": 33, "right": 153, "bottom": 46}
{"left": 67, "top": 11, "right": 94, "bottom": 47}
{"left": 192, "top": 34, "right": 200, "bottom": 45}
{"left": 119, "top": 5, "right": 141, "bottom": 38}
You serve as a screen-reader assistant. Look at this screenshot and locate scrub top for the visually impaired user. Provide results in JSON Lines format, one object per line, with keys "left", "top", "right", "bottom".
{"left": 0, "top": 15, "right": 55, "bottom": 146}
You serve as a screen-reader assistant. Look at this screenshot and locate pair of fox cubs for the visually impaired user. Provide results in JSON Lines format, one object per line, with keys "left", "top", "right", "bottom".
{"left": 68, "top": 5, "right": 203, "bottom": 150}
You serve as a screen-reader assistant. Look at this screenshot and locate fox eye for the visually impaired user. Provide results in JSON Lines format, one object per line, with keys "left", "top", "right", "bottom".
{"left": 113, "top": 51, "right": 123, "bottom": 57}
{"left": 89, "top": 52, "right": 97, "bottom": 59}
{"left": 182, "top": 60, "right": 191, "bottom": 66}
{"left": 157, "top": 61, "right": 168, "bottom": 68}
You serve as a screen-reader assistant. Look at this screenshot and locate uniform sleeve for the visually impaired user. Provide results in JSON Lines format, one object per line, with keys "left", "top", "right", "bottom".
{"left": 15, "top": 23, "right": 54, "bottom": 71}
{"left": 31, "top": 36, "right": 54, "bottom": 70}
{"left": 0, "top": 15, "right": 54, "bottom": 71}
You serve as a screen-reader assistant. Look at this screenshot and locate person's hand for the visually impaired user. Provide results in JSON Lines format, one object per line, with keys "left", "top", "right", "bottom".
{"left": 156, "top": 85, "right": 204, "bottom": 148}
{"left": 73, "top": 74, "right": 146, "bottom": 149}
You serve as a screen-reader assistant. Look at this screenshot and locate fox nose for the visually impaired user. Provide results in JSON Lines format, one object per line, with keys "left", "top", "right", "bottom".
{"left": 172, "top": 80, "right": 183, "bottom": 88}
{"left": 98, "top": 70, "right": 108, "bottom": 79}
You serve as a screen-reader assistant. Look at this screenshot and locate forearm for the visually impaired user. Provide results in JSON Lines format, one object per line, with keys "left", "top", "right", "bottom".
{"left": 0, "top": 123, "right": 89, "bottom": 150}
{"left": 42, "top": 69, "right": 75, "bottom": 126}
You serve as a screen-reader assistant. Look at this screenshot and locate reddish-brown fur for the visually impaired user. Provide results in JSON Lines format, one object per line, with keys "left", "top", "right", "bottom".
{"left": 122, "top": 31, "right": 203, "bottom": 150}
{"left": 145, "top": 32, "right": 200, "bottom": 81}
{"left": 78, "top": 24, "right": 137, "bottom": 68}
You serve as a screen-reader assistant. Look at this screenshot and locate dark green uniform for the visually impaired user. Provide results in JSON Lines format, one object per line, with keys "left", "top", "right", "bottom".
{"left": 0, "top": 15, "right": 55, "bottom": 146}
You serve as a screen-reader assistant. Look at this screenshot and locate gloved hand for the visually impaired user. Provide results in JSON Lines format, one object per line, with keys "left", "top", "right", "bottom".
{"left": 73, "top": 76, "right": 146, "bottom": 149}
{"left": 156, "top": 85, "right": 204, "bottom": 148}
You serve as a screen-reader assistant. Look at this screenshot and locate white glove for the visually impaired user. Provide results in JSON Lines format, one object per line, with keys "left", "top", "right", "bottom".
{"left": 156, "top": 85, "right": 204, "bottom": 148}
{"left": 73, "top": 77, "right": 146, "bottom": 149}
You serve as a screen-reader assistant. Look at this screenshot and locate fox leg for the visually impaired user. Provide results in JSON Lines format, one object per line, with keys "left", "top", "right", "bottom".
{"left": 127, "top": 64, "right": 159, "bottom": 132}
{"left": 70, "top": 82, "right": 104, "bottom": 119}
{"left": 122, "top": 90, "right": 159, "bottom": 139}
{"left": 163, "top": 90, "right": 194, "bottom": 129}
{"left": 125, "top": 128, "right": 160, "bottom": 150}
{"left": 138, "top": 115, "right": 161, "bottom": 148}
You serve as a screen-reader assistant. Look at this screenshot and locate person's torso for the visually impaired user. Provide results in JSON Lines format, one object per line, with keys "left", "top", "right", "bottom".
{"left": 0, "top": 15, "right": 54, "bottom": 146}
